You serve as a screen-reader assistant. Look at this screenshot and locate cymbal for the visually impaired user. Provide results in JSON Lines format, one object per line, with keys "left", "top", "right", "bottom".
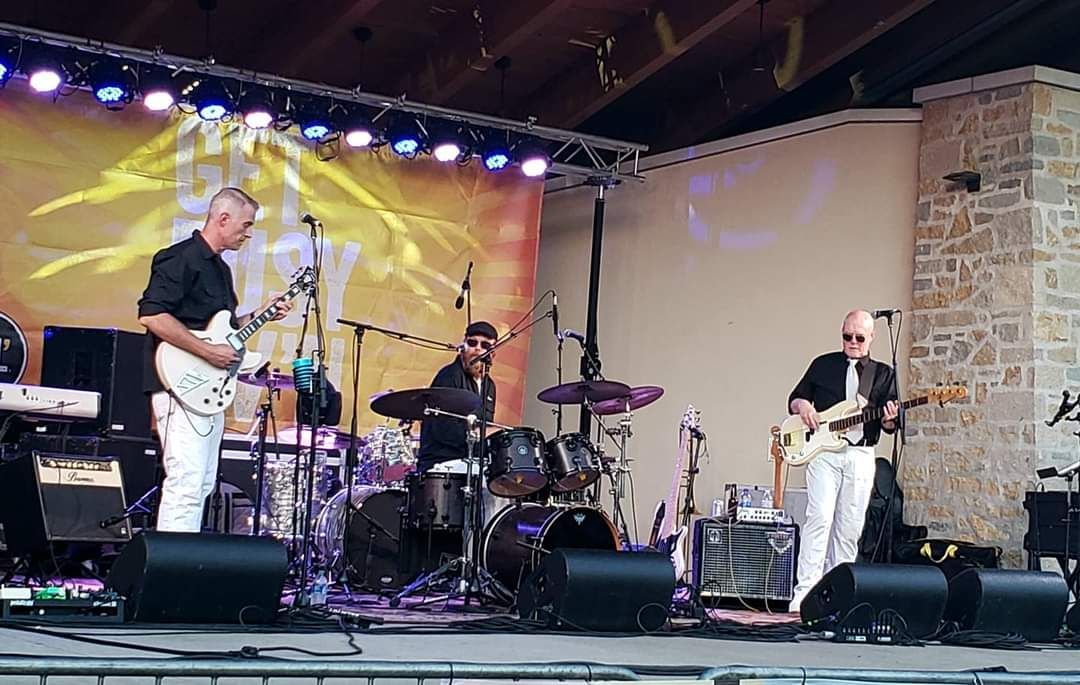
{"left": 590, "top": 385, "right": 665, "bottom": 416}
{"left": 370, "top": 387, "right": 481, "bottom": 421}
{"left": 536, "top": 380, "right": 631, "bottom": 405}
{"left": 238, "top": 367, "right": 295, "bottom": 391}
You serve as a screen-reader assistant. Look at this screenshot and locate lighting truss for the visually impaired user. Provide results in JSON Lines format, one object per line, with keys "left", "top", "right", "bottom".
{"left": 0, "top": 22, "right": 647, "bottom": 183}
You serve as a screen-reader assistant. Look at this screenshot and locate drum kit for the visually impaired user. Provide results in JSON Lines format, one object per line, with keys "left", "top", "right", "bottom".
{"left": 236, "top": 366, "right": 665, "bottom": 607}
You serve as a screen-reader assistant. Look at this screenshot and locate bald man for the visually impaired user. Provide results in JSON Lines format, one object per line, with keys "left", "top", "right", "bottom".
{"left": 138, "top": 187, "right": 290, "bottom": 533}
{"left": 787, "top": 310, "right": 899, "bottom": 611}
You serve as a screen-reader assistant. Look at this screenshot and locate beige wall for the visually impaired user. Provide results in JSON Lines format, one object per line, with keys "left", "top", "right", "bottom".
{"left": 524, "top": 111, "right": 922, "bottom": 539}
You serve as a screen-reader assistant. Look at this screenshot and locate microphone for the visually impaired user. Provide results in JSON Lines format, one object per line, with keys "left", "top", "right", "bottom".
{"left": 455, "top": 261, "right": 473, "bottom": 310}
{"left": 552, "top": 292, "right": 560, "bottom": 339}
{"left": 299, "top": 211, "right": 321, "bottom": 226}
{"left": 562, "top": 329, "right": 586, "bottom": 344}
{"left": 872, "top": 308, "right": 901, "bottom": 319}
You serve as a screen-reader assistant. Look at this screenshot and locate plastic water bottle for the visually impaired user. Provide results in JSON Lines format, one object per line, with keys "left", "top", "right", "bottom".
{"left": 762, "top": 488, "right": 774, "bottom": 509}
{"left": 739, "top": 488, "right": 753, "bottom": 509}
{"left": 311, "top": 571, "right": 329, "bottom": 606}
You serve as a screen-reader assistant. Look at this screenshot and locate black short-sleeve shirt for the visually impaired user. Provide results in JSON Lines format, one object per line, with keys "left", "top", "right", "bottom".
{"left": 138, "top": 231, "right": 239, "bottom": 393}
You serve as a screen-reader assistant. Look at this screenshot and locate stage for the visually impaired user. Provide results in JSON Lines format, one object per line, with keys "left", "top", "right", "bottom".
{"left": 0, "top": 588, "right": 1077, "bottom": 684}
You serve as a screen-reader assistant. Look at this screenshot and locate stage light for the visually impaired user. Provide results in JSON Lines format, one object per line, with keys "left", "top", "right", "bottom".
{"left": 343, "top": 111, "right": 374, "bottom": 148}
{"left": 517, "top": 141, "right": 550, "bottom": 178}
{"left": 297, "top": 103, "right": 332, "bottom": 141}
{"left": 91, "top": 62, "right": 133, "bottom": 107}
{"left": 138, "top": 66, "right": 176, "bottom": 111}
{"left": 0, "top": 38, "right": 17, "bottom": 85}
{"left": 480, "top": 133, "right": 511, "bottom": 172}
{"left": 239, "top": 89, "right": 274, "bottom": 129}
{"left": 388, "top": 118, "right": 423, "bottom": 158}
{"left": 431, "top": 127, "right": 464, "bottom": 162}
{"left": 193, "top": 79, "right": 231, "bottom": 121}
{"left": 26, "top": 55, "right": 64, "bottom": 93}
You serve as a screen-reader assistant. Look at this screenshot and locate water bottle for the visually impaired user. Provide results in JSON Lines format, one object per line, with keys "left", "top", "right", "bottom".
{"left": 739, "top": 487, "right": 753, "bottom": 509}
{"left": 762, "top": 488, "right": 774, "bottom": 509}
{"left": 311, "top": 571, "right": 329, "bottom": 606}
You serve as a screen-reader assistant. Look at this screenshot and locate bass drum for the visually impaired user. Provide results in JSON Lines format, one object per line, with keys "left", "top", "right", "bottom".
{"left": 314, "top": 485, "right": 408, "bottom": 590}
{"left": 480, "top": 503, "right": 619, "bottom": 592}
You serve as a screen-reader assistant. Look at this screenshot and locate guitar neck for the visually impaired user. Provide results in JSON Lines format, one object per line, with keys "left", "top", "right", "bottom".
{"left": 234, "top": 305, "right": 279, "bottom": 344}
{"left": 830, "top": 396, "right": 928, "bottom": 431}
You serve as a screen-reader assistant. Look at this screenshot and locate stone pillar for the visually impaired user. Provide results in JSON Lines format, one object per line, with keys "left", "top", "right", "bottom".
{"left": 906, "top": 67, "right": 1080, "bottom": 567}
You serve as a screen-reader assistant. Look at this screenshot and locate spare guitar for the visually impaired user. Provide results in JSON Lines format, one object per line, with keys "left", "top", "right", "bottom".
{"left": 155, "top": 267, "right": 316, "bottom": 416}
{"left": 648, "top": 404, "right": 698, "bottom": 580}
{"left": 777, "top": 384, "right": 967, "bottom": 466}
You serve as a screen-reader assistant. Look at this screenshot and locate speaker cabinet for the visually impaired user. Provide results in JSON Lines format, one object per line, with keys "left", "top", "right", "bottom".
{"left": 0, "top": 451, "right": 130, "bottom": 555}
{"left": 18, "top": 433, "right": 159, "bottom": 507}
{"left": 801, "top": 563, "right": 947, "bottom": 641}
{"left": 105, "top": 532, "right": 287, "bottom": 624}
{"left": 518, "top": 549, "right": 675, "bottom": 632}
{"left": 41, "top": 326, "right": 151, "bottom": 438}
{"left": 944, "top": 568, "right": 1068, "bottom": 642}
{"left": 693, "top": 519, "right": 798, "bottom": 602}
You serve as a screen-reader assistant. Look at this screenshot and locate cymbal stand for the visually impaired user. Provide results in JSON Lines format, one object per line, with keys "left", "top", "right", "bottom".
{"left": 591, "top": 405, "right": 636, "bottom": 549}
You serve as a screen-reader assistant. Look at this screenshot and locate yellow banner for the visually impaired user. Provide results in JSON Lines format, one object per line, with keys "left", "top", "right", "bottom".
{"left": 0, "top": 79, "right": 543, "bottom": 432}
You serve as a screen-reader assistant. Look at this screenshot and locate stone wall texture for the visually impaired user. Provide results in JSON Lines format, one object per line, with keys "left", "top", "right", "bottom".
{"left": 906, "top": 80, "right": 1080, "bottom": 567}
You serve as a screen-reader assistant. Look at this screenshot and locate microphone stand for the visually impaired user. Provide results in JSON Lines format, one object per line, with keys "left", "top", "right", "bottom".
{"left": 881, "top": 311, "right": 904, "bottom": 564}
{"left": 555, "top": 333, "right": 565, "bottom": 436}
{"left": 294, "top": 218, "right": 327, "bottom": 609}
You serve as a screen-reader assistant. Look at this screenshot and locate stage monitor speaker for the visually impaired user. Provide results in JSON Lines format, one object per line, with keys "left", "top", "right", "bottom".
{"left": 0, "top": 451, "right": 131, "bottom": 555}
{"left": 944, "top": 568, "right": 1068, "bottom": 643}
{"left": 1067, "top": 602, "right": 1080, "bottom": 634}
{"left": 105, "top": 532, "right": 287, "bottom": 624}
{"left": 41, "top": 326, "right": 151, "bottom": 438}
{"left": 800, "top": 563, "right": 947, "bottom": 641}
{"left": 517, "top": 549, "right": 675, "bottom": 632}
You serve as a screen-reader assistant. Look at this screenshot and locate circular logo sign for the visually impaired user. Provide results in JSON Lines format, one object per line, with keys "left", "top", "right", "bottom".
{"left": 0, "top": 311, "right": 29, "bottom": 384}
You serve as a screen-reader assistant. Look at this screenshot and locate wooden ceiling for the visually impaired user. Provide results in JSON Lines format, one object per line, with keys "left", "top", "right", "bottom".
{"left": 2, "top": 0, "right": 1077, "bottom": 153}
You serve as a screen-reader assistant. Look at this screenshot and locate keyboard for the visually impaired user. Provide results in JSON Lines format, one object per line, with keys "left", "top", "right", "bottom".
{"left": 0, "top": 382, "right": 101, "bottom": 420}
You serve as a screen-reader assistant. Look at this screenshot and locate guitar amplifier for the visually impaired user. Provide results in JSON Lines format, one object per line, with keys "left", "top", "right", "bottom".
{"left": 0, "top": 451, "right": 131, "bottom": 555}
{"left": 693, "top": 518, "right": 799, "bottom": 602}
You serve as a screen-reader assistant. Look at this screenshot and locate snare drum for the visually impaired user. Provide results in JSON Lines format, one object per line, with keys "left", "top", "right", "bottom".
{"left": 544, "top": 433, "right": 601, "bottom": 492}
{"left": 480, "top": 503, "right": 619, "bottom": 591}
{"left": 485, "top": 427, "right": 548, "bottom": 497}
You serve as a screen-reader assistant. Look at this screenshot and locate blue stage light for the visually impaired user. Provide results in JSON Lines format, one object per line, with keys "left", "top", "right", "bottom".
{"left": 193, "top": 80, "right": 231, "bottom": 121}
{"left": 388, "top": 118, "right": 424, "bottom": 158}
{"left": 91, "top": 62, "right": 132, "bottom": 107}
{"left": 481, "top": 135, "right": 511, "bottom": 172}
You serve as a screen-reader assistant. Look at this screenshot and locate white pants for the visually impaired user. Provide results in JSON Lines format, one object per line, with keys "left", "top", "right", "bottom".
{"left": 151, "top": 391, "right": 225, "bottom": 533}
{"left": 789, "top": 445, "right": 876, "bottom": 612}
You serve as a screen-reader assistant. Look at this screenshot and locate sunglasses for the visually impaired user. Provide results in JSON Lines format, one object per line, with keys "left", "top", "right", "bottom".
{"left": 465, "top": 338, "right": 494, "bottom": 351}
{"left": 842, "top": 333, "right": 867, "bottom": 343}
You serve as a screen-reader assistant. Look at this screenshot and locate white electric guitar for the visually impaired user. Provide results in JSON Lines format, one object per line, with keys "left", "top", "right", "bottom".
{"left": 777, "top": 384, "right": 967, "bottom": 466}
{"left": 155, "top": 267, "right": 316, "bottom": 416}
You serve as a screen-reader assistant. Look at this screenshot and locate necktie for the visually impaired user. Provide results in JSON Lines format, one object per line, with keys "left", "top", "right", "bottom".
{"left": 846, "top": 359, "right": 863, "bottom": 445}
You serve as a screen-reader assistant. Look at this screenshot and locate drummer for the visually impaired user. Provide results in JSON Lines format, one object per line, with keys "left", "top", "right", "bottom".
{"left": 417, "top": 321, "right": 499, "bottom": 474}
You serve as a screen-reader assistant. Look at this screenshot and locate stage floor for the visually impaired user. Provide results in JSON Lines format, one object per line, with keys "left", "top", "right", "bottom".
{"left": 0, "top": 589, "right": 1077, "bottom": 681}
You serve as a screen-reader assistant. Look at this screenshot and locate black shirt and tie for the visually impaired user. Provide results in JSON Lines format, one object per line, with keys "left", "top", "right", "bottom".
{"left": 788, "top": 351, "right": 898, "bottom": 446}
{"left": 137, "top": 230, "right": 240, "bottom": 394}
{"left": 417, "top": 359, "right": 497, "bottom": 472}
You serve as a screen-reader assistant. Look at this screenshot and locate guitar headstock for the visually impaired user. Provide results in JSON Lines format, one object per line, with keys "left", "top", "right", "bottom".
{"left": 289, "top": 267, "right": 317, "bottom": 296}
{"left": 680, "top": 404, "right": 700, "bottom": 432}
{"left": 927, "top": 383, "right": 968, "bottom": 406}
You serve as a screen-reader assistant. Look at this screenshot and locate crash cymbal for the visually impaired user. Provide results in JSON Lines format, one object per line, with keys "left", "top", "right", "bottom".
{"left": 370, "top": 387, "right": 481, "bottom": 421}
{"left": 536, "top": 380, "right": 631, "bottom": 405}
{"left": 590, "top": 385, "right": 665, "bottom": 416}
{"left": 238, "top": 367, "right": 295, "bottom": 391}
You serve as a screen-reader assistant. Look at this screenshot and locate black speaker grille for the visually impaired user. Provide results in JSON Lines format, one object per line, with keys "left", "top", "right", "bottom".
{"left": 694, "top": 519, "right": 797, "bottom": 601}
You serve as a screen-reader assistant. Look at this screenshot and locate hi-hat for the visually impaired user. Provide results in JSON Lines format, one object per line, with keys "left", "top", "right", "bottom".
{"left": 590, "top": 385, "right": 665, "bottom": 416}
{"left": 371, "top": 387, "right": 481, "bottom": 421}
{"left": 536, "top": 380, "right": 631, "bottom": 405}
{"left": 238, "top": 367, "right": 295, "bottom": 391}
